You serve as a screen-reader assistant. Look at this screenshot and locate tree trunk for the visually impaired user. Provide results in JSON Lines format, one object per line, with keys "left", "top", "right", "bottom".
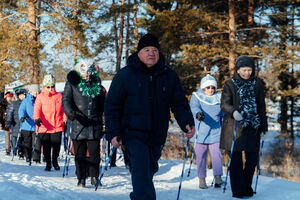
{"left": 247, "top": 0, "right": 254, "bottom": 48}
{"left": 125, "top": 0, "right": 131, "bottom": 60}
{"left": 112, "top": 0, "right": 119, "bottom": 72}
{"left": 28, "top": 0, "right": 39, "bottom": 84}
{"left": 73, "top": 0, "right": 78, "bottom": 59}
{"left": 133, "top": 0, "right": 138, "bottom": 50}
{"left": 116, "top": 0, "right": 125, "bottom": 72}
{"left": 288, "top": 2, "right": 296, "bottom": 155}
{"left": 228, "top": 0, "right": 236, "bottom": 76}
{"left": 247, "top": 0, "right": 254, "bottom": 25}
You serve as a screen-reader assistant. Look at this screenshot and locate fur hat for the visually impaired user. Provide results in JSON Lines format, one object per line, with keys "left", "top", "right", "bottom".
{"left": 42, "top": 74, "right": 56, "bottom": 87}
{"left": 137, "top": 33, "right": 160, "bottom": 52}
{"left": 200, "top": 74, "right": 218, "bottom": 89}
{"left": 235, "top": 55, "right": 255, "bottom": 71}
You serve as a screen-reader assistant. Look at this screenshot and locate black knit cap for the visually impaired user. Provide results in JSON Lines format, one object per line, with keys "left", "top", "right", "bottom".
{"left": 137, "top": 33, "right": 160, "bottom": 52}
{"left": 235, "top": 55, "right": 255, "bottom": 71}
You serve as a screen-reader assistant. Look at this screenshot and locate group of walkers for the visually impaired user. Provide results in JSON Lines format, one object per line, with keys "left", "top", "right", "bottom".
{"left": 0, "top": 33, "right": 268, "bottom": 200}
{"left": 1, "top": 75, "right": 66, "bottom": 169}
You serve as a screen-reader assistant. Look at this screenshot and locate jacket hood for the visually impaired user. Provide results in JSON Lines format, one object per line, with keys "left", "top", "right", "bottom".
{"left": 67, "top": 70, "right": 101, "bottom": 85}
{"left": 126, "top": 52, "right": 167, "bottom": 75}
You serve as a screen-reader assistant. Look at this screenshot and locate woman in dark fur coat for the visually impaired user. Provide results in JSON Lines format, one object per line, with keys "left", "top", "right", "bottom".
{"left": 220, "top": 55, "right": 268, "bottom": 198}
{"left": 62, "top": 57, "right": 106, "bottom": 188}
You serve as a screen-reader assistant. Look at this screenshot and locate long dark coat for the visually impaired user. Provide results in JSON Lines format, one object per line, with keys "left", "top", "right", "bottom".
{"left": 104, "top": 52, "right": 194, "bottom": 145}
{"left": 62, "top": 71, "right": 106, "bottom": 140}
{"left": 220, "top": 73, "right": 268, "bottom": 152}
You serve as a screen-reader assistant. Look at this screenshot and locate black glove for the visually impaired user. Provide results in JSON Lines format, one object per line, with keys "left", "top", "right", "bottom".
{"left": 34, "top": 118, "right": 42, "bottom": 127}
{"left": 20, "top": 115, "right": 28, "bottom": 123}
{"left": 196, "top": 112, "right": 205, "bottom": 121}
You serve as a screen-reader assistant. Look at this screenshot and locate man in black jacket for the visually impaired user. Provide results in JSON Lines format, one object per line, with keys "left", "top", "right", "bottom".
{"left": 105, "top": 33, "right": 195, "bottom": 200}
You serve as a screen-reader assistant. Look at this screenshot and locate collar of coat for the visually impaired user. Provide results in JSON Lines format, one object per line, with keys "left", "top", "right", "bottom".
{"left": 67, "top": 70, "right": 101, "bottom": 86}
{"left": 40, "top": 88, "right": 57, "bottom": 97}
{"left": 193, "top": 89, "right": 221, "bottom": 105}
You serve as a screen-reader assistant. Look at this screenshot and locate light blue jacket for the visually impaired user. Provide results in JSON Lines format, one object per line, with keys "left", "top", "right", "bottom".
{"left": 190, "top": 89, "right": 223, "bottom": 144}
{"left": 18, "top": 93, "right": 36, "bottom": 132}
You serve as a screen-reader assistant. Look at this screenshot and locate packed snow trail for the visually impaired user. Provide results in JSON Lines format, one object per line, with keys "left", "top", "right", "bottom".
{"left": 0, "top": 131, "right": 299, "bottom": 200}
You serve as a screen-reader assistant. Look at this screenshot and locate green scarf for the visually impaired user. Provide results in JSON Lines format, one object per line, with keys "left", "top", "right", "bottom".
{"left": 77, "top": 70, "right": 101, "bottom": 98}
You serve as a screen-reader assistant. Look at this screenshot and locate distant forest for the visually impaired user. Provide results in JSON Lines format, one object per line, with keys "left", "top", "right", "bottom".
{"left": 0, "top": 0, "right": 299, "bottom": 151}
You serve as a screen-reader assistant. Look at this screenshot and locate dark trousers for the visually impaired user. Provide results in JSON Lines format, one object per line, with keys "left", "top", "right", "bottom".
{"left": 40, "top": 132, "right": 62, "bottom": 166}
{"left": 126, "top": 139, "right": 162, "bottom": 200}
{"left": 109, "top": 144, "right": 130, "bottom": 166}
{"left": 230, "top": 151, "right": 259, "bottom": 195}
{"left": 73, "top": 139, "right": 100, "bottom": 179}
{"left": 21, "top": 130, "right": 35, "bottom": 160}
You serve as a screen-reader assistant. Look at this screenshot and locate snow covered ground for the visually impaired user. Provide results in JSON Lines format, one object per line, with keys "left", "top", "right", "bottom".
{"left": 0, "top": 130, "right": 300, "bottom": 200}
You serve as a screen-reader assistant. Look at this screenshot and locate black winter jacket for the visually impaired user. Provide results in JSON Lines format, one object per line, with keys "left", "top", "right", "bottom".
{"left": 62, "top": 71, "right": 106, "bottom": 140}
{"left": 0, "top": 99, "right": 9, "bottom": 131}
{"left": 220, "top": 73, "right": 268, "bottom": 152}
{"left": 5, "top": 99, "right": 22, "bottom": 137}
{"left": 104, "top": 52, "right": 194, "bottom": 145}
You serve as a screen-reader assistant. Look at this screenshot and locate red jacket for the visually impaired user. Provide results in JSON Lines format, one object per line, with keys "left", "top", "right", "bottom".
{"left": 33, "top": 88, "right": 66, "bottom": 133}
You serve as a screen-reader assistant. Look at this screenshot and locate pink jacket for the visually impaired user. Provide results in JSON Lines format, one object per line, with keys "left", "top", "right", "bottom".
{"left": 33, "top": 89, "right": 67, "bottom": 133}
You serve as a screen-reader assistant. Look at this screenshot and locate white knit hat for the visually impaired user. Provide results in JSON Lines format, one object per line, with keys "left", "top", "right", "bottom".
{"left": 200, "top": 74, "right": 218, "bottom": 89}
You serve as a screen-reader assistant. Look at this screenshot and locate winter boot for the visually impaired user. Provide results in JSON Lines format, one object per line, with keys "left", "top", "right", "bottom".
{"left": 44, "top": 162, "right": 51, "bottom": 171}
{"left": 244, "top": 187, "right": 254, "bottom": 197}
{"left": 18, "top": 150, "right": 24, "bottom": 160}
{"left": 214, "top": 175, "right": 223, "bottom": 188}
{"left": 52, "top": 159, "right": 60, "bottom": 171}
{"left": 91, "top": 177, "right": 98, "bottom": 186}
{"left": 77, "top": 179, "right": 86, "bottom": 188}
{"left": 199, "top": 178, "right": 208, "bottom": 189}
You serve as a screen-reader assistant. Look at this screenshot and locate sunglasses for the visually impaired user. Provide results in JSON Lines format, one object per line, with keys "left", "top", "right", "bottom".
{"left": 46, "top": 86, "right": 55, "bottom": 89}
{"left": 205, "top": 86, "right": 216, "bottom": 90}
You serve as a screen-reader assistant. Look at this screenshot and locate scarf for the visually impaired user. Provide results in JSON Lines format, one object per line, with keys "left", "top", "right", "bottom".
{"left": 232, "top": 77, "right": 260, "bottom": 128}
{"left": 193, "top": 90, "right": 221, "bottom": 105}
{"left": 77, "top": 69, "right": 101, "bottom": 98}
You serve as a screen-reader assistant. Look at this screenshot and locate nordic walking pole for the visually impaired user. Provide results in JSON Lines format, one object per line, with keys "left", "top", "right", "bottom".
{"left": 223, "top": 121, "right": 238, "bottom": 193}
{"left": 29, "top": 126, "right": 39, "bottom": 166}
{"left": 187, "top": 123, "right": 200, "bottom": 177}
{"left": 11, "top": 128, "right": 22, "bottom": 161}
{"left": 176, "top": 139, "right": 190, "bottom": 200}
{"left": 63, "top": 121, "right": 72, "bottom": 177}
{"left": 95, "top": 146, "right": 116, "bottom": 191}
{"left": 65, "top": 140, "right": 73, "bottom": 176}
{"left": 254, "top": 133, "right": 265, "bottom": 194}
{"left": 8, "top": 128, "right": 11, "bottom": 154}
{"left": 99, "top": 134, "right": 107, "bottom": 173}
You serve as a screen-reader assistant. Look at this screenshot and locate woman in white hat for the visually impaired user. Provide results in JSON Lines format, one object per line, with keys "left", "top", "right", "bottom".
{"left": 190, "top": 74, "right": 223, "bottom": 189}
